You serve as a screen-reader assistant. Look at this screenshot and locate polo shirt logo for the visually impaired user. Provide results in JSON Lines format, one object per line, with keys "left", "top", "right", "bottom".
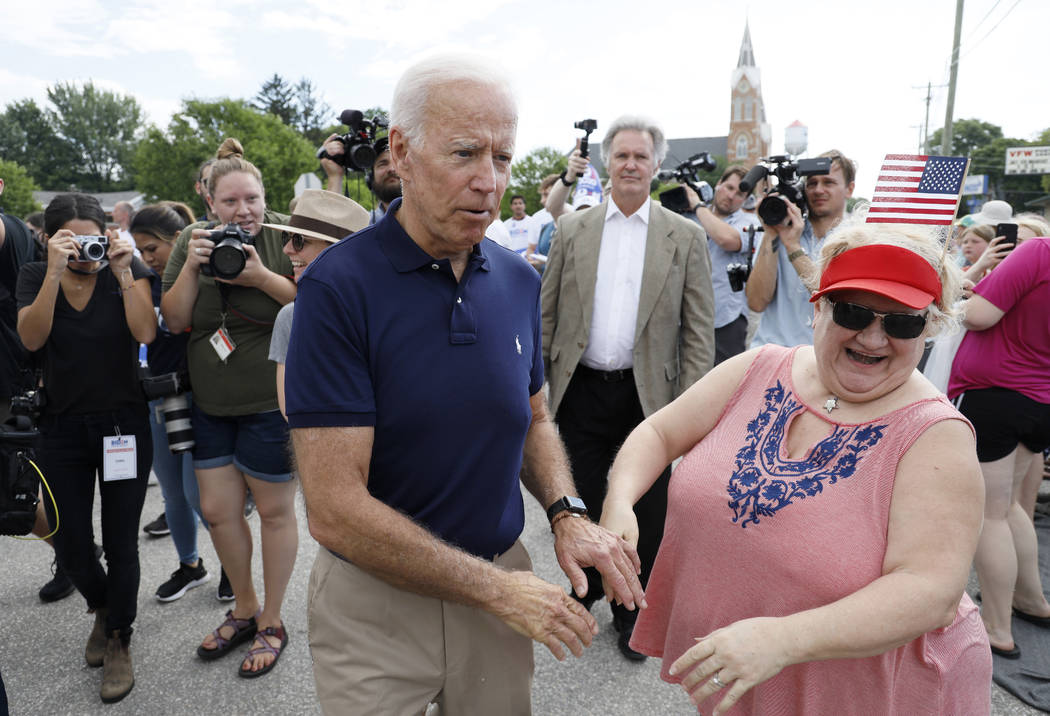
{"left": 515, "top": 335, "right": 522, "bottom": 355}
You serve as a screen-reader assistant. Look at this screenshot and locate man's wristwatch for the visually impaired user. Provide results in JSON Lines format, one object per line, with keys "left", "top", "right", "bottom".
{"left": 786, "top": 248, "right": 806, "bottom": 263}
{"left": 547, "top": 496, "right": 588, "bottom": 525}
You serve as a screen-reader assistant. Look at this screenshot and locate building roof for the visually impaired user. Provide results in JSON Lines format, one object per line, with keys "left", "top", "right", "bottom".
{"left": 31, "top": 190, "right": 145, "bottom": 214}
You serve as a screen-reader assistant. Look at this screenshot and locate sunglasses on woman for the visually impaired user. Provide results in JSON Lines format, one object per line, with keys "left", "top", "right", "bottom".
{"left": 281, "top": 231, "right": 308, "bottom": 252}
{"left": 828, "top": 299, "right": 928, "bottom": 339}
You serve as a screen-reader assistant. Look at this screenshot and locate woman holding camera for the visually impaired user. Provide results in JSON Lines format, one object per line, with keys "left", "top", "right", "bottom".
{"left": 15, "top": 192, "right": 155, "bottom": 703}
{"left": 130, "top": 204, "right": 215, "bottom": 602}
{"left": 160, "top": 138, "right": 298, "bottom": 678}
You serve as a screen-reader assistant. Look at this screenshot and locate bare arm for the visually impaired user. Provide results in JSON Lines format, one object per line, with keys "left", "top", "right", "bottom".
{"left": 275, "top": 363, "right": 286, "bottom": 419}
{"left": 293, "top": 424, "right": 599, "bottom": 660}
{"left": 519, "top": 390, "right": 644, "bottom": 609}
{"left": 745, "top": 228, "right": 780, "bottom": 312}
{"left": 546, "top": 146, "right": 587, "bottom": 222}
{"left": 107, "top": 234, "right": 156, "bottom": 345}
{"left": 682, "top": 185, "right": 742, "bottom": 251}
{"left": 961, "top": 293, "right": 1005, "bottom": 331}
{"left": 160, "top": 229, "right": 206, "bottom": 334}
{"left": 320, "top": 134, "right": 346, "bottom": 193}
{"left": 16, "top": 231, "right": 79, "bottom": 351}
{"left": 671, "top": 418, "right": 984, "bottom": 714}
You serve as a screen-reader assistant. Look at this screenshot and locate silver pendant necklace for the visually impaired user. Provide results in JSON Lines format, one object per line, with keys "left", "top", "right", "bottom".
{"left": 824, "top": 396, "right": 839, "bottom": 414}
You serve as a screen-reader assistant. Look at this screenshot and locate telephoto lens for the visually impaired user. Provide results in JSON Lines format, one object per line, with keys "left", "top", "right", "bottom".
{"left": 160, "top": 394, "right": 195, "bottom": 453}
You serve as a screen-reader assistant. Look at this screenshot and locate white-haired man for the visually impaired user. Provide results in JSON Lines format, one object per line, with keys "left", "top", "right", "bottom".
{"left": 541, "top": 116, "right": 715, "bottom": 661}
{"left": 285, "top": 55, "right": 644, "bottom": 715}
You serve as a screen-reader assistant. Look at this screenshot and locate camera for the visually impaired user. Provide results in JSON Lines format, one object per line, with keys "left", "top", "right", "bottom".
{"left": 142, "top": 371, "right": 194, "bottom": 454}
{"left": 2, "top": 391, "right": 42, "bottom": 536}
{"left": 71, "top": 235, "right": 109, "bottom": 262}
{"left": 726, "top": 224, "right": 761, "bottom": 292}
{"left": 200, "top": 223, "right": 252, "bottom": 280}
{"left": 573, "top": 119, "right": 598, "bottom": 177}
{"left": 658, "top": 153, "right": 717, "bottom": 214}
{"left": 317, "top": 109, "right": 389, "bottom": 173}
{"left": 9, "top": 387, "right": 45, "bottom": 423}
{"left": 738, "top": 155, "right": 831, "bottom": 226}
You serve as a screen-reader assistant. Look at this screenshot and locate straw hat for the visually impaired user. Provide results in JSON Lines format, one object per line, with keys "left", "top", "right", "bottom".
{"left": 261, "top": 189, "right": 370, "bottom": 243}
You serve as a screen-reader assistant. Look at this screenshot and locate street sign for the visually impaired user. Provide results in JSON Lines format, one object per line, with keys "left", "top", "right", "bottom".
{"left": 962, "top": 174, "right": 987, "bottom": 195}
{"left": 294, "top": 172, "right": 322, "bottom": 196}
{"left": 1005, "top": 146, "right": 1050, "bottom": 175}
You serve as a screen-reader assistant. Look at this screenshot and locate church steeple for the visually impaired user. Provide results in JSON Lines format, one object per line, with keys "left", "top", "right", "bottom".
{"left": 737, "top": 21, "right": 755, "bottom": 68}
{"left": 728, "top": 21, "right": 771, "bottom": 167}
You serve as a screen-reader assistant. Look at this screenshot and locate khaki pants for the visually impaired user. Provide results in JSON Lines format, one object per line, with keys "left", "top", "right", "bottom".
{"left": 308, "top": 541, "right": 534, "bottom": 715}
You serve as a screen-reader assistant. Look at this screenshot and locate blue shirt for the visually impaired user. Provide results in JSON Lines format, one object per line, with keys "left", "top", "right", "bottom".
{"left": 709, "top": 209, "right": 760, "bottom": 329}
{"left": 751, "top": 219, "right": 823, "bottom": 349}
{"left": 285, "top": 199, "right": 544, "bottom": 559}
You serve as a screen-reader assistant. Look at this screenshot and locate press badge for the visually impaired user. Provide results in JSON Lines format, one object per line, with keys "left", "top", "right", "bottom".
{"left": 209, "top": 326, "right": 236, "bottom": 361}
{"left": 103, "top": 435, "right": 137, "bottom": 482}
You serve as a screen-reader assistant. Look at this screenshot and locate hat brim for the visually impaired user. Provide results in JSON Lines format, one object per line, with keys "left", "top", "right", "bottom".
{"left": 259, "top": 223, "right": 345, "bottom": 244}
{"left": 811, "top": 278, "right": 936, "bottom": 310}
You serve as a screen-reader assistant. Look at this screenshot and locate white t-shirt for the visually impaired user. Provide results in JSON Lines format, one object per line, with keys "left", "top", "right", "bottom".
{"left": 502, "top": 215, "right": 539, "bottom": 253}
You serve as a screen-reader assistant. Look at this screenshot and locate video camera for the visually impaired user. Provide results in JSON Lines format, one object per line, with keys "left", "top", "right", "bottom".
{"left": 726, "top": 224, "right": 762, "bottom": 292}
{"left": 200, "top": 223, "right": 252, "bottom": 281}
{"left": 573, "top": 119, "right": 597, "bottom": 178}
{"left": 318, "top": 109, "right": 389, "bottom": 173}
{"left": 1, "top": 388, "right": 43, "bottom": 536}
{"left": 658, "top": 153, "right": 717, "bottom": 215}
{"left": 738, "top": 155, "right": 831, "bottom": 226}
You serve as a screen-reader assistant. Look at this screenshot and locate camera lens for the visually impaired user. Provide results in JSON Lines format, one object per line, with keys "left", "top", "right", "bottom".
{"left": 210, "top": 243, "right": 247, "bottom": 280}
{"left": 83, "top": 240, "right": 106, "bottom": 262}
{"left": 160, "top": 394, "right": 194, "bottom": 453}
{"left": 758, "top": 195, "right": 789, "bottom": 226}
{"left": 348, "top": 143, "right": 377, "bottom": 172}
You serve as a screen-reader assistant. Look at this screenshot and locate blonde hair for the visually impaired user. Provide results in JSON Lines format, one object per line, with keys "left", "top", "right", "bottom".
{"left": 1015, "top": 212, "right": 1050, "bottom": 238}
{"left": 208, "top": 138, "right": 265, "bottom": 199}
{"left": 817, "top": 223, "right": 964, "bottom": 338}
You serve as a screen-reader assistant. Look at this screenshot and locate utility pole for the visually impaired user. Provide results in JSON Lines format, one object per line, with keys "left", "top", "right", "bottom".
{"left": 942, "top": 0, "right": 964, "bottom": 154}
{"left": 922, "top": 82, "right": 932, "bottom": 153}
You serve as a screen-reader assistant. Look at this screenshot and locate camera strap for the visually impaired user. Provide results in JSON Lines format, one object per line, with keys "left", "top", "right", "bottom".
{"left": 215, "top": 283, "right": 275, "bottom": 327}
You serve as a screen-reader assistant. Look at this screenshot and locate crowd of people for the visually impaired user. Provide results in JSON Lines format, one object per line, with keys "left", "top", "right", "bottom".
{"left": 1, "top": 51, "right": 1048, "bottom": 714}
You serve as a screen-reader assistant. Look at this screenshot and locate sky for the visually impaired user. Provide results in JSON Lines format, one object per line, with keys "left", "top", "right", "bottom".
{"left": 1, "top": 0, "right": 1045, "bottom": 200}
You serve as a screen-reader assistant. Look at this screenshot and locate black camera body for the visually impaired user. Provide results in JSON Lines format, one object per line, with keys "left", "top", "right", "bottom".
{"left": 10, "top": 388, "right": 45, "bottom": 423}
{"left": 573, "top": 119, "right": 598, "bottom": 176}
{"left": 71, "top": 234, "right": 109, "bottom": 262}
{"left": 142, "top": 371, "right": 194, "bottom": 454}
{"left": 200, "top": 223, "right": 252, "bottom": 281}
{"left": 726, "top": 224, "right": 761, "bottom": 292}
{"left": 658, "top": 153, "right": 717, "bottom": 214}
{"left": 2, "top": 393, "right": 42, "bottom": 536}
{"left": 739, "top": 155, "right": 831, "bottom": 226}
{"left": 318, "top": 109, "right": 389, "bottom": 173}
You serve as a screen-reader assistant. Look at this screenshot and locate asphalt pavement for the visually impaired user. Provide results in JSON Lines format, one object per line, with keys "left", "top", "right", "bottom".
{"left": 0, "top": 478, "right": 1042, "bottom": 715}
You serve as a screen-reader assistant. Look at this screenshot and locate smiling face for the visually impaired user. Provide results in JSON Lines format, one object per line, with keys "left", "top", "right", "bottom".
{"left": 607, "top": 129, "right": 656, "bottom": 213}
{"left": 391, "top": 80, "right": 516, "bottom": 259}
{"left": 812, "top": 289, "right": 929, "bottom": 403}
{"left": 207, "top": 171, "right": 265, "bottom": 237}
{"left": 132, "top": 231, "right": 173, "bottom": 273}
{"left": 282, "top": 234, "right": 330, "bottom": 282}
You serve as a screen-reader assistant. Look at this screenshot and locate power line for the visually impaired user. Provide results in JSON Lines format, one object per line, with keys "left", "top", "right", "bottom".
{"left": 957, "top": 0, "right": 1023, "bottom": 63}
{"left": 962, "top": 0, "right": 1002, "bottom": 44}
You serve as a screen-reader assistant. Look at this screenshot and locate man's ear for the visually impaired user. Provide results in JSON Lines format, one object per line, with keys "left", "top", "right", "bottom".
{"left": 388, "top": 127, "right": 411, "bottom": 177}
{"left": 846, "top": 181, "right": 855, "bottom": 198}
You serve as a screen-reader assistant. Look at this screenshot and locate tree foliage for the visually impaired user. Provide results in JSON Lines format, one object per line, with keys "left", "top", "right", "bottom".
{"left": 294, "top": 78, "right": 332, "bottom": 145}
{"left": 0, "top": 98, "right": 83, "bottom": 190}
{"left": 133, "top": 99, "right": 319, "bottom": 216}
{"left": 0, "top": 159, "right": 42, "bottom": 217}
{"left": 253, "top": 74, "right": 298, "bottom": 126}
{"left": 928, "top": 118, "right": 1003, "bottom": 157}
{"left": 501, "top": 146, "right": 568, "bottom": 218}
{"left": 46, "top": 81, "right": 143, "bottom": 191}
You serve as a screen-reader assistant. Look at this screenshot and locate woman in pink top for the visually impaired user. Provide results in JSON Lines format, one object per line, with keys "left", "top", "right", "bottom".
{"left": 601, "top": 224, "right": 991, "bottom": 715}
{"left": 949, "top": 235, "right": 1050, "bottom": 660}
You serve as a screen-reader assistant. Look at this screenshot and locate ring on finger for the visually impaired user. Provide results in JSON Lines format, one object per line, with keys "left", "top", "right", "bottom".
{"left": 195, "top": 247, "right": 201, "bottom": 255}
{"left": 711, "top": 673, "right": 727, "bottom": 689}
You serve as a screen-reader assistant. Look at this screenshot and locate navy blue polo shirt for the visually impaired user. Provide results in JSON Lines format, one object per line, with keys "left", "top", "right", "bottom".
{"left": 286, "top": 199, "right": 544, "bottom": 560}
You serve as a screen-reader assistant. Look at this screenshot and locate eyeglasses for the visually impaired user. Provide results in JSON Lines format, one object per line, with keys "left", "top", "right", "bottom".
{"left": 281, "top": 232, "right": 307, "bottom": 252}
{"left": 828, "top": 299, "right": 928, "bottom": 340}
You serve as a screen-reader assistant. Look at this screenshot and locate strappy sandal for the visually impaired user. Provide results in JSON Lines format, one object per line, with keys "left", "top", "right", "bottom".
{"left": 197, "top": 609, "right": 258, "bottom": 661}
{"left": 238, "top": 624, "right": 288, "bottom": 678}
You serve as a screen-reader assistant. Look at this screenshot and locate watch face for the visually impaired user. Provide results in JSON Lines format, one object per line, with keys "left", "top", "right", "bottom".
{"left": 567, "top": 496, "right": 587, "bottom": 512}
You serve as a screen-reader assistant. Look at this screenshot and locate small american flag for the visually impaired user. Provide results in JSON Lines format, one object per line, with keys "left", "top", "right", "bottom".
{"left": 866, "top": 154, "right": 969, "bottom": 225}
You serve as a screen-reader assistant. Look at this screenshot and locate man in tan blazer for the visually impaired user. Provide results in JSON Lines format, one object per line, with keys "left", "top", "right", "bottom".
{"left": 540, "top": 115, "right": 715, "bottom": 661}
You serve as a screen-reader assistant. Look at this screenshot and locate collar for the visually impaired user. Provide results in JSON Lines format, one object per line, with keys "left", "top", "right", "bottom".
{"left": 380, "top": 198, "right": 491, "bottom": 274}
{"left": 605, "top": 195, "right": 651, "bottom": 224}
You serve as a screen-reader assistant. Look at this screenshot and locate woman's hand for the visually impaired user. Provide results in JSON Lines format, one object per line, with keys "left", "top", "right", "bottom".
{"left": 217, "top": 244, "right": 272, "bottom": 289}
{"left": 598, "top": 497, "right": 640, "bottom": 604}
{"left": 106, "top": 230, "right": 135, "bottom": 274}
{"left": 969, "top": 235, "right": 1013, "bottom": 275}
{"left": 44, "top": 230, "right": 79, "bottom": 278}
{"left": 184, "top": 228, "right": 216, "bottom": 273}
{"left": 670, "top": 617, "right": 794, "bottom": 716}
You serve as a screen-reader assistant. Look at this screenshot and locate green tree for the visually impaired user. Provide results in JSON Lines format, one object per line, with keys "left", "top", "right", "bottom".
{"left": 501, "top": 146, "right": 568, "bottom": 218}
{"left": 133, "top": 98, "right": 322, "bottom": 215}
{"left": 968, "top": 137, "right": 1043, "bottom": 213}
{"left": 0, "top": 98, "right": 80, "bottom": 189}
{"left": 294, "top": 78, "right": 332, "bottom": 145}
{"left": 0, "top": 159, "right": 42, "bottom": 217}
{"left": 928, "top": 118, "right": 1003, "bottom": 156}
{"left": 253, "top": 74, "right": 297, "bottom": 126}
{"left": 46, "top": 81, "right": 143, "bottom": 191}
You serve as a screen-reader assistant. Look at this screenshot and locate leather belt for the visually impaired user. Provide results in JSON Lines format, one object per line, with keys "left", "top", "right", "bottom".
{"left": 576, "top": 364, "right": 633, "bottom": 383}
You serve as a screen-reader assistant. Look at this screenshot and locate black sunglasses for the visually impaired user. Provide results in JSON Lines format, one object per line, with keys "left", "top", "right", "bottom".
{"left": 281, "top": 231, "right": 307, "bottom": 252}
{"left": 829, "top": 299, "right": 928, "bottom": 340}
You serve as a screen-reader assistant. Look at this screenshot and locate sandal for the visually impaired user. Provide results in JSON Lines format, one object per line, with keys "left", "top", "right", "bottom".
{"left": 197, "top": 609, "right": 258, "bottom": 661}
{"left": 238, "top": 624, "right": 288, "bottom": 678}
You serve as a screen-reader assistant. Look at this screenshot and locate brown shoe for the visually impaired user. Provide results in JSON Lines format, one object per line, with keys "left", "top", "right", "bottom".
{"left": 100, "top": 630, "right": 134, "bottom": 703}
{"left": 85, "top": 608, "right": 108, "bottom": 668}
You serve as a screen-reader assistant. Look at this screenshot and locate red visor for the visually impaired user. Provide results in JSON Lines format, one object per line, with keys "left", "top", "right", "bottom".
{"left": 809, "top": 244, "right": 942, "bottom": 310}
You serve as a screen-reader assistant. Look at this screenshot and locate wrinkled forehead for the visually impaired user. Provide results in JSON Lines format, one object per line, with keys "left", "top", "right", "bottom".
{"left": 424, "top": 80, "right": 517, "bottom": 135}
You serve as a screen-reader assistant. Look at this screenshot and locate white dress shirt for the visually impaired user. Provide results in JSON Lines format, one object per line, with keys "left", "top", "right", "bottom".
{"left": 580, "top": 196, "right": 650, "bottom": 371}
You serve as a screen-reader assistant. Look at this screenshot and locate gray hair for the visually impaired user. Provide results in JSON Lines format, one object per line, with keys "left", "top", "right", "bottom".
{"left": 390, "top": 53, "right": 517, "bottom": 149}
{"left": 816, "top": 222, "right": 965, "bottom": 338}
{"left": 600, "top": 115, "right": 668, "bottom": 174}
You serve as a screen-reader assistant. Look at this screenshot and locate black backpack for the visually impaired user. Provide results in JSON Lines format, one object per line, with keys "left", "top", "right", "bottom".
{"left": 0, "top": 416, "right": 39, "bottom": 536}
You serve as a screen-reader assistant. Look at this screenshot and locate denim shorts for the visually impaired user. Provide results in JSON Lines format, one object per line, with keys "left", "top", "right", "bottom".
{"left": 191, "top": 406, "right": 292, "bottom": 482}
